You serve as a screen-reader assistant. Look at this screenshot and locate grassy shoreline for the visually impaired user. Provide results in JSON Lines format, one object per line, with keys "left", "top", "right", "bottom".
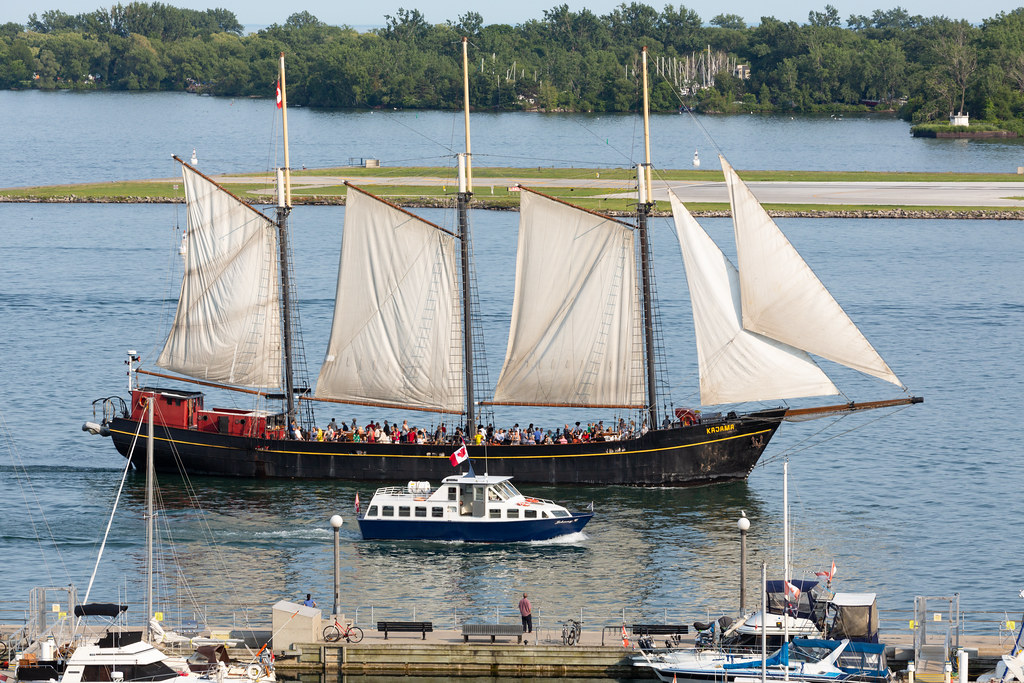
{"left": 2, "top": 167, "right": 1023, "bottom": 218}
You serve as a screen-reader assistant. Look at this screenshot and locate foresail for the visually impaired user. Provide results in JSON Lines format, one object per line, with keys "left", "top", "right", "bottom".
{"left": 491, "top": 190, "right": 645, "bottom": 408}
{"left": 314, "top": 187, "right": 464, "bottom": 413}
{"left": 156, "top": 163, "right": 283, "bottom": 389}
{"left": 669, "top": 192, "right": 839, "bottom": 405}
{"left": 722, "top": 157, "right": 903, "bottom": 388}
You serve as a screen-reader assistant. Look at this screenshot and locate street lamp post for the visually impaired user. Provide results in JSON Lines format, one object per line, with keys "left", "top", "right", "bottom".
{"left": 330, "top": 515, "right": 343, "bottom": 617}
{"left": 738, "top": 512, "right": 750, "bottom": 614}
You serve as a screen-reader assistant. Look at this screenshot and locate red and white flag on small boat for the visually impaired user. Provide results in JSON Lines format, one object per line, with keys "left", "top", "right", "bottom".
{"left": 621, "top": 624, "right": 630, "bottom": 648}
{"left": 355, "top": 492, "right": 360, "bottom": 513}
{"left": 449, "top": 444, "right": 469, "bottom": 467}
{"left": 785, "top": 581, "right": 801, "bottom": 602}
{"left": 276, "top": 80, "right": 283, "bottom": 108}
{"left": 815, "top": 560, "right": 836, "bottom": 582}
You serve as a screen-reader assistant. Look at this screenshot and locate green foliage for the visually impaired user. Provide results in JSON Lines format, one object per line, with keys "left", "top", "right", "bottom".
{"left": 1, "top": 0, "right": 1024, "bottom": 123}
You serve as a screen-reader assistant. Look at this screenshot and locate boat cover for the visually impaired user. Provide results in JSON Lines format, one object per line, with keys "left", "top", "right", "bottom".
{"left": 74, "top": 603, "right": 128, "bottom": 617}
{"left": 724, "top": 642, "right": 790, "bottom": 669}
{"left": 765, "top": 579, "right": 820, "bottom": 619}
{"left": 793, "top": 638, "right": 888, "bottom": 677}
{"left": 829, "top": 593, "right": 879, "bottom": 642}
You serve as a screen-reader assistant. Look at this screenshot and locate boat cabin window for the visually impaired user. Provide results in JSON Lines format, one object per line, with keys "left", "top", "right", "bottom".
{"left": 447, "top": 487, "right": 457, "bottom": 501}
{"left": 498, "top": 481, "right": 519, "bottom": 498}
{"left": 541, "top": 511, "right": 549, "bottom": 518}
{"left": 524, "top": 509, "right": 538, "bottom": 518}
{"left": 367, "top": 505, "right": 379, "bottom": 517}
{"left": 82, "top": 662, "right": 179, "bottom": 682}
{"left": 398, "top": 506, "right": 411, "bottom": 517}
{"left": 549, "top": 509, "right": 569, "bottom": 518}
{"left": 489, "top": 509, "right": 501, "bottom": 519}
{"left": 415, "top": 507, "right": 427, "bottom": 518}
{"left": 472, "top": 486, "right": 485, "bottom": 502}
{"left": 507, "top": 508, "right": 519, "bottom": 519}
{"left": 382, "top": 506, "right": 394, "bottom": 517}
{"left": 431, "top": 506, "right": 444, "bottom": 518}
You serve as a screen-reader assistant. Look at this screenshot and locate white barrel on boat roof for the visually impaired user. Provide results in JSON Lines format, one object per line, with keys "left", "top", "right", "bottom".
{"left": 40, "top": 637, "right": 55, "bottom": 660}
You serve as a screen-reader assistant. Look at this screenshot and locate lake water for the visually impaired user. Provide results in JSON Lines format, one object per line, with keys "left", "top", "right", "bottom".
{"left": 0, "top": 91, "right": 1022, "bottom": 642}
{"left": 4, "top": 90, "right": 1024, "bottom": 190}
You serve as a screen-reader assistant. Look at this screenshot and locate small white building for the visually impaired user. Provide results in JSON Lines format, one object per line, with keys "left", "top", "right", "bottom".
{"left": 950, "top": 112, "right": 969, "bottom": 126}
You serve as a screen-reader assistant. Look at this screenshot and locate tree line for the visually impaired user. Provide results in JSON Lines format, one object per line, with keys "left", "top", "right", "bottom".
{"left": 3, "top": 2, "right": 1024, "bottom": 127}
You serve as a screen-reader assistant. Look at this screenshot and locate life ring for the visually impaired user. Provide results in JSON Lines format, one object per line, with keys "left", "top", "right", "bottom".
{"left": 414, "top": 497, "right": 425, "bottom": 501}
{"left": 676, "top": 408, "right": 697, "bottom": 426}
{"left": 526, "top": 498, "right": 539, "bottom": 503}
{"left": 517, "top": 501, "right": 530, "bottom": 507}
{"left": 246, "top": 664, "right": 263, "bottom": 680}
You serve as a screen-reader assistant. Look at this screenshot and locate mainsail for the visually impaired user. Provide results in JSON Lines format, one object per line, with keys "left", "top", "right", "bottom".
{"left": 314, "top": 185, "right": 464, "bottom": 413}
{"left": 722, "top": 157, "right": 903, "bottom": 388}
{"left": 669, "top": 191, "right": 839, "bottom": 405}
{"left": 491, "top": 190, "right": 645, "bottom": 408}
{"left": 156, "top": 162, "right": 283, "bottom": 389}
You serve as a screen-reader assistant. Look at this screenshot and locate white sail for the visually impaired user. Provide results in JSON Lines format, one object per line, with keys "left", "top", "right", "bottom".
{"left": 669, "top": 192, "right": 839, "bottom": 405}
{"left": 314, "top": 187, "right": 464, "bottom": 413}
{"left": 156, "top": 163, "right": 282, "bottom": 388}
{"left": 491, "top": 190, "right": 645, "bottom": 407}
{"left": 722, "top": 157, "right": 903, "bottom": 387}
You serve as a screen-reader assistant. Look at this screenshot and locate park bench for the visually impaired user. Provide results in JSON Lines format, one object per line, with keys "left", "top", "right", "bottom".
{"left": 376, "top": 621, "right": 433, "bottom": 639}
{"left": 461, "top": 623, "right": 523, "bottom": 643}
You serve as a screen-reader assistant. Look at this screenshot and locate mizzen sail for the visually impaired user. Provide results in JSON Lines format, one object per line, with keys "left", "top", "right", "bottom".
{"left": 491, "top": 190, "right": 645, "bottom": 408}
{"left": 156, "top": 162, "right": 283, "bottom": 389}
{"left": 669, "top": 191, "right": 838, "bottom": 405}
{"left": 722, "top": 157, "right": 903, "bottom": 388}
{"left": 314, "top": 186, "right": 464, "bottom": 413}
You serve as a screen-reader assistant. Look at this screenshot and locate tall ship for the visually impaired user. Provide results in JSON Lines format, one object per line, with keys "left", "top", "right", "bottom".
{"left": 85, "top": 47, "right": 920, "bottom": 485}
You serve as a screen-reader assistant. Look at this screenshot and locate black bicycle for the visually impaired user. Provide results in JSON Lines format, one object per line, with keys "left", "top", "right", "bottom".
{"left": 561, "top": 618, "right": 582, "bottom": 646}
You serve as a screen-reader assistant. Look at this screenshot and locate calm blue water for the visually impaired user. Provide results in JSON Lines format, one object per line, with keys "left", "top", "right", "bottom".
{"left": 3, "top": 90, "right": 1024, "bottom": 190}
{"left": 1, "top": 92, "right": 1022, "bottom": 639}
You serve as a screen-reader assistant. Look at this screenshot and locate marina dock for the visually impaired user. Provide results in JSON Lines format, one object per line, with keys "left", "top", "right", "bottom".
{"left": 268, "top": 628, "right": 1007, "bottom": 679}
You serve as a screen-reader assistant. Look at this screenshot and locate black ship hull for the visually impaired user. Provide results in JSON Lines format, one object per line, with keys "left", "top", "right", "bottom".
{"left": 108, "top": 410, "right": 784, "bottom": 486}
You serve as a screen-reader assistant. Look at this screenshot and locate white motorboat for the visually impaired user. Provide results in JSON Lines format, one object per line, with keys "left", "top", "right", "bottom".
{"left": 357, "top": 469, "right": 592, "bottom": 542}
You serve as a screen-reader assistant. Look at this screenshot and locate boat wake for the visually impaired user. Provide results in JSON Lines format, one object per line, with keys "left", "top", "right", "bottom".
{"left": 527, "top": 531, "right": 588, "bottom": 545}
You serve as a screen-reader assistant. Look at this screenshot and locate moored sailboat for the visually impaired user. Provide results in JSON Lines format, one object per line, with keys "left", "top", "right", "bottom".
{"left": 86, "top": 47, "right": 919, "bottom": 485}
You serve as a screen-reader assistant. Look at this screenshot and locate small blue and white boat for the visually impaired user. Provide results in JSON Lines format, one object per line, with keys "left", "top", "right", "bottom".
{"left": 639, "top": 638, "right": 891, "bottom": 683}
{"left": 356, "top": 469, "right": 593, "bottom": 542}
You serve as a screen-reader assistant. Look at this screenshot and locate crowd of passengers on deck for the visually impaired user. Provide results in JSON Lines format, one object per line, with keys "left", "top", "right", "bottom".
{"left": 276, "top": 412, "right": 700, "bottom": 444}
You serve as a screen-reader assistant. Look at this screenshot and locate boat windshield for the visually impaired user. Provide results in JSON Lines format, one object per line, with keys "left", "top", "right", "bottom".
{"left": 486, "top": 485, "right": 510, "bottom": 501}
{"left": 498, "top": 481, "right": 520, "bottom": 498}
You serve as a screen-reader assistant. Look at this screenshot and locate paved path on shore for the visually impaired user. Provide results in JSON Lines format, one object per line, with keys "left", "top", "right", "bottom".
{"left": 216, "top": 174, "right": 1024, "bottom": 207}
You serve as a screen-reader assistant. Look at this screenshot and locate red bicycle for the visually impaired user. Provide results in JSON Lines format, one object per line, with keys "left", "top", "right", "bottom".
{"left": 323, "top": 619, "right": 363, "bottom": 643}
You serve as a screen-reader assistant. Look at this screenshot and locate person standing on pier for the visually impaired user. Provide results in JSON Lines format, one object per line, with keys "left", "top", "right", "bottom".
{"left": 518, "top": 593, "right": 532, "bottom": 633}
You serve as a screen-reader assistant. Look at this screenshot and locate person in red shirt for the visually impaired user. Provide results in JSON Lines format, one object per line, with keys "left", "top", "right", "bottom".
{"left": 518, "top": 593, "right": 532, "bottom": 633}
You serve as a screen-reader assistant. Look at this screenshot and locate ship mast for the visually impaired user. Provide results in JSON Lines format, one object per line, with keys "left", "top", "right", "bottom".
{"left": 276, "top": 52, "right": 297, "bottom": 423}
{"left": 458, "top": 36, "right": 476, "bottom": 433}
{"left": 637, "top": 47, "right": 658, "bottom": 428}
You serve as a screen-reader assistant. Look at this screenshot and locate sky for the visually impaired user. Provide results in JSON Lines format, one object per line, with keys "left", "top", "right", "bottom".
{"left": 1, "top": 0, "right": 1012, "bottom": 29}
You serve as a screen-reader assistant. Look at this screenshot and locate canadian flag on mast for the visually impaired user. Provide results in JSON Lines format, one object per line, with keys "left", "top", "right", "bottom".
{"left": 355, "top": 492, "right": 360, "bottom": 513}
{"left": 785, "top": 581, "right": 801, "bottom": 602}
{"left": 449, "top": 444, "right": 469, "bottom": 467}
{"left": 815, "top": 560, "right": 837, "bottom": 582}
{"left": 276, "top": 80, "right": 283, "bottom": 108}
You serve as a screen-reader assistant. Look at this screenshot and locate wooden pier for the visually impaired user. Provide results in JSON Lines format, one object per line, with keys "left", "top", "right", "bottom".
{"left": 279, "top": 628, "right": 639, "bottom": 678}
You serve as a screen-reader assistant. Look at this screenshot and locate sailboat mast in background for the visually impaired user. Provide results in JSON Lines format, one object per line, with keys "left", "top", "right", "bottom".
{"left": 276, "top": 52, "right": 297, "bottom": 423}
{"left": 638, "top": 46, "right": 659, "bottom": 428}
{"left": 458, "top": 36, "right": 476, "bottom": 432}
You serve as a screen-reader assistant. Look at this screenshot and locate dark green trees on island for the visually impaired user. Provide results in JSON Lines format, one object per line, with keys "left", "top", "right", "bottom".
{"left": 3, "top": 2, "right": 1024, "bottom": 128}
